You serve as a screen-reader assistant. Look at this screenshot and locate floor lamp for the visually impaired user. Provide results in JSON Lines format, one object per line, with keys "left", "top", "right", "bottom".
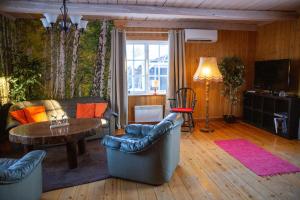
{"left": 193, "top": 57, "right": 222, "bottom": 132}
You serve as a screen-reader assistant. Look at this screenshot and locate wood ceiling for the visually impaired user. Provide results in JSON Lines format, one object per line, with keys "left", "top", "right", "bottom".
{"left": 0, "top": 0, "right": 299, "bottom": 31}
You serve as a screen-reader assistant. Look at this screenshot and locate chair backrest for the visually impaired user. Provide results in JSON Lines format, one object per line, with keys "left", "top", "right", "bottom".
{"left": 175, "top": 88, "right": 196, "bottom": 109}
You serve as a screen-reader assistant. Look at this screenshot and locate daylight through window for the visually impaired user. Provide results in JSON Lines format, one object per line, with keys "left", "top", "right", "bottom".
{"left": 126, "top": 41, "right": 169, "bottom": 95}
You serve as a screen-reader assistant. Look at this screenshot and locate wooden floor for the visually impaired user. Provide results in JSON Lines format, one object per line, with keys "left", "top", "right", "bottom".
{"left": 41, "top": 121, "right": 300, "bottom": 200}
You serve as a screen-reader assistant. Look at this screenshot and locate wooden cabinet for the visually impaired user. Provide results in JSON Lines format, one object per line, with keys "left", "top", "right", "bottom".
{"left": 243, "top": 92, "right": 300, "bottom": 139}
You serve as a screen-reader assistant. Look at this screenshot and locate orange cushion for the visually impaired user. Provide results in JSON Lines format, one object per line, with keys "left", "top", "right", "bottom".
{"left": 10, "top": 109, "right": 28, "bottom": 124}
{"left": 95, "top": 103, "right": 108, "bottom": 118}
{"left": 24, "top": 106, "right": 48, "bottom": 123}
{"left": 76, "top": 103, "right": 95, "bottom": 119}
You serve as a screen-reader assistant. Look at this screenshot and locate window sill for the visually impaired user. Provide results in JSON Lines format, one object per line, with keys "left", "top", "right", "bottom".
{"left": 128, "top": 93, "right": 166, "bottom": 97}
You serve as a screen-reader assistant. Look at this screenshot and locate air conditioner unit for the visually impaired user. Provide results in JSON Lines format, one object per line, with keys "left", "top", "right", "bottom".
{"left": 184, "top": 29, "right": 218, "bottom": 43}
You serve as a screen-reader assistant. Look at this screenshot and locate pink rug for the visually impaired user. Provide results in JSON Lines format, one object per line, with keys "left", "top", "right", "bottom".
{"left": 215, "top": 139, "right": 300, "bottom": 176}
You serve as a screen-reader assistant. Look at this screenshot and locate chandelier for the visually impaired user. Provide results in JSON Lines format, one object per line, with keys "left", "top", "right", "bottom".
{"left": 40, "top": 0, "right": 88, "bottom": 32}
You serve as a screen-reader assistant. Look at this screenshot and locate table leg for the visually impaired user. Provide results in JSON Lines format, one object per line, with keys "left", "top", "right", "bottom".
{"left": 78, "top": 139, "right": 86, "bottom": 155}
{"left": 24, "top": 145, "right": 34, "bottom": 153}
{"left": 66, "top": 142, "right": 78, "bottom": 169}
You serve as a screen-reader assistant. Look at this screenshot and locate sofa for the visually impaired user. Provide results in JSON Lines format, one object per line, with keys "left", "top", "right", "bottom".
{"left": 0, "top": 150, "right": 46, "bottom": 200}
{"left": 4, "top": 97, "right": 117, "bottom": 142}
{"left": 102, "top": 113, "right": 183, "bottom": 185}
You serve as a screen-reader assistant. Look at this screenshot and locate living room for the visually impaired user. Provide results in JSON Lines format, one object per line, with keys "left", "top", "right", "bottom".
{"left": 0, "top": 0, "right": 300, "bottom": 200}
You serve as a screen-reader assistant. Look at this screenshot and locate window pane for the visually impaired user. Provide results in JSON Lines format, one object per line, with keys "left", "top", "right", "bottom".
{"left": 126, "top": 41, "right": 169, "bottom": 95}
{"left": 133, "top": 76, "right": 143, "bottom": 91}
{"left": 160, "top": 76, "right": 168, "bottom": 91}
{"left": 127, "top": 61, "right": 133, "bottom": 90}
{"left": 133, "top": 61, "right": 145, "bottom": 91}
{"left": 160, "top": 45, "right": 168, "bottom": 58}
{"left": 126, "top": 45, "right": 133, "bottom": 60}
{"left": 149, "top": 76, "right": 156, "bottom": 91}
{"left": 134, "top": 61, "right": 144, "bottom": 75}
{"left": 149, "top": 45, "right": 159, "bottom": 61}
{"left": 149, "top": 64, "right": 158, "bottom": 76}
{"left": 160, "top": 66, "right": 168, "bottom": 75}
{"left": 134, "top": 45, "right": 145, "bottom": 60}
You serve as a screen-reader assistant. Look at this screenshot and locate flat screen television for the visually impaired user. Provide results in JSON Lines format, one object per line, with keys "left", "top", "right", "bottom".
{"left": 254, "top": 59, "right": 290, "bottom": 91}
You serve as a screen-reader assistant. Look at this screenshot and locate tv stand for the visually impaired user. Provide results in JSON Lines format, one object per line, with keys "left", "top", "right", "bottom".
{"left": 243, "top": 92, "right": 300, "bottom": 139}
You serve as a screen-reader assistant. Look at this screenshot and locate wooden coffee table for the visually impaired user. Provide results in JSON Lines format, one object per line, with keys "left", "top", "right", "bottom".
{"left": 9, "top": 118, "right": 101, "bottom": 169}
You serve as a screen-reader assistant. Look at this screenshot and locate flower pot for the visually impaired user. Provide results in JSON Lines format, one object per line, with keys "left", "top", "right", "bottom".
{"left": 223, "top": 115, "right": 236, "bottom": 123}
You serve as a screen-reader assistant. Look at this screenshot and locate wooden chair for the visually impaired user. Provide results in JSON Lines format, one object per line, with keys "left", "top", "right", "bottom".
{"left": 168, "top": 88, "right": 197, "bottom": 132}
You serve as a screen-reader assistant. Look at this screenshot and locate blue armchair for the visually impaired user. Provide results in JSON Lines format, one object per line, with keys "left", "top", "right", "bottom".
{"left": 0, "top": 150, "right": 46, "bottom": 200}
{"left": 102, "top": 113, "right": 183, "bottom": 185}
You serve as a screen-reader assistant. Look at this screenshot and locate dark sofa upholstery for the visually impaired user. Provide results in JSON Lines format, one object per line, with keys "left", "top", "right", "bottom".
{"left": 102, "top": 113, "right": 183, "bottom": 185}
{"left": 5, "top": 97, "right": 117, "bottom": 140}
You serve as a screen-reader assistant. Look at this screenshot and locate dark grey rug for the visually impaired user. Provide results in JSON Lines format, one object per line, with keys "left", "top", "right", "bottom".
{"left": 42, "top": 140, "right": 110, "bottom": 192}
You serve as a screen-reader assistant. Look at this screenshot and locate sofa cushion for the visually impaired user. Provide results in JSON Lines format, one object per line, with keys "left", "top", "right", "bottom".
{"left": 76, "top": 103, "right": 95, "bottom": 119}
{"left": 24, "top": 106, "right": 48, "bottom": 123}
{"left": 95, "top": 103, "right": 108, "bottom": 118}
{"left": 10, "top": 110, "right": 28, "bottom": 124}
{"left": 125, "top": 124, "right": 155, "bottom": 137}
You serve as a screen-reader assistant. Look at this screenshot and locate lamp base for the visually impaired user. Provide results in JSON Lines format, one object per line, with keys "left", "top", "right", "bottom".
{"left": 200, "top": 127, "right": 214, "bottom": 133}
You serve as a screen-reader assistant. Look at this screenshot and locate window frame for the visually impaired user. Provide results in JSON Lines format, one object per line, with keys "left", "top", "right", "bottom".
{"left": 126, "top": 40, "right": 169, "bottom": 96}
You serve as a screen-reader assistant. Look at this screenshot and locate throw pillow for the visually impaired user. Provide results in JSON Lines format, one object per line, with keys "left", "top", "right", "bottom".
{"left": 76, "top": 103, "right": 95, "bottom": 118}
{"left": 24, "top": 106, "right": 48, "bottom": 123}
{"left": 10, "top": 109, "right": 28, "bottom": 124}
{"left": 95, "top": 103, "right": 108, "bottom": 118}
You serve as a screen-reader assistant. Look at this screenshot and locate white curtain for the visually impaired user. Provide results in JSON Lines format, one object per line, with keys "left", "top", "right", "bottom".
{"left": 110, "top": 29, "right": 128, "bottom": 128}
{"left": 166, "top": 30, "right": 187, "bottom": 114}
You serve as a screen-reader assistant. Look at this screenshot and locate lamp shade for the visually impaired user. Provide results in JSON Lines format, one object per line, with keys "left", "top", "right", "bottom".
{"left": 70, "top": 15, "right": 82, "bottom": 25}
{"left": 40, "top": 18, "right": 51, "bottom": 28}
{"left": 152, "top": 80, "right": 159, "bottom": 88}
{"left": 43, "top": 13, "right": 58, "bottom": 24}
{"left": 78, "top": 20, "right": 88, "bottom": 30}
{"left": 193, "top": 57, "right": 222, "bottom": 82}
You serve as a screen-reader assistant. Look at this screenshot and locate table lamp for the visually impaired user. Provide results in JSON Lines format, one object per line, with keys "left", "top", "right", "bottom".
{"left": 193, "top": 57, "right": 222, "bottom": 132}
{"left": 152, "top": 80, "right": 159, "bottom": 95}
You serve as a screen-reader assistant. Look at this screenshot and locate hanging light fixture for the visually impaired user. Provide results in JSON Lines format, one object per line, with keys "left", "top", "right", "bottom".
{"left": 40, "top": 0, "right": 88, "bottom": 32}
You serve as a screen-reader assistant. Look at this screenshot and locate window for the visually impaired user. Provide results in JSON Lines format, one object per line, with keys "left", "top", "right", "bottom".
{"left": 126, "top": 41, "right": 169, "bottom": 95}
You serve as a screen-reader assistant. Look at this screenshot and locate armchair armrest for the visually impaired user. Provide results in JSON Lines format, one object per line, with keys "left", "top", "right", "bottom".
{"left": 102, "top": 134, "right": 153, "bottom": 153}
{"left": 103, "top": 108, "right": 118, "bottom": 120}
{"left": 102, "top": 135, "right": 122, "bottom": 150}
{"left": 0, "top": 150, "right": 46, "bottom": 184}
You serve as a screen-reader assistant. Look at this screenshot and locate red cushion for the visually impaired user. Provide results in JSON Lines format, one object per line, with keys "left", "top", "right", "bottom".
{"left": 171, "top": 108, "right": 193, "bottom": 113}
{"left": 76, "top": 103, "right": 95, "bottom": 119}
{"left": 10, "top": 109, "right": 29, "bottom": 124}
{"left": 24, "top": 106, "right": 48, "bottom": 123}
{"left": 95, "top": 103, "right": 108, "bottom": 118}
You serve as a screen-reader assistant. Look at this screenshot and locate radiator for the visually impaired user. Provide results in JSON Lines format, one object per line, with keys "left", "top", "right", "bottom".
{"left": 134, "top": 105, "right": 163, "bottom": 123}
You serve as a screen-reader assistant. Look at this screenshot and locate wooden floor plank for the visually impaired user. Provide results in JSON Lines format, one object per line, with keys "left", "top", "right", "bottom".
{"left": 41, "top": 121, "right": 300, "bottom": 200}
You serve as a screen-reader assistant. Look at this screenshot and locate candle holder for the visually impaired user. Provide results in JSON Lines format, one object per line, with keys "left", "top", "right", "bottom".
{"left": 50, "top": 113, "right": 69, "bottom": 129}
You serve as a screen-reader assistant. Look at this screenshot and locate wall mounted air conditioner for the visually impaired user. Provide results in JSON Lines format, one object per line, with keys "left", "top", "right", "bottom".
{"left": 184, "top": 29, "right": 218, "bottom": 43}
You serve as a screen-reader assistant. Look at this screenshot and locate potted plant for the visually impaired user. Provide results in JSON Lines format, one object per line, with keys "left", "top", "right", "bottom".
{"left": 219, "top": 56, "right": 245, "bottom": 123}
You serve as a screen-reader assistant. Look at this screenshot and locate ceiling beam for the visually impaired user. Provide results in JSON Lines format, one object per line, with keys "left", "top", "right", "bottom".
{"left": 115, "top": 20, "right": 257, "bottom": 31}
{"left": 0, "top": 1, "right": 298, "bottom": 22}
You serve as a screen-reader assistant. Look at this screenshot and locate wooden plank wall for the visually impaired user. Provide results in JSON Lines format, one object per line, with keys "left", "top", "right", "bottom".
{"left": 185, "top": 30, "right": 256, "bottom": 119}
{"left": 256, "top": 18, "right": 300, "bottom": 95}
{"left": 126, "top": 18, "right": 300, "bottom": 121}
